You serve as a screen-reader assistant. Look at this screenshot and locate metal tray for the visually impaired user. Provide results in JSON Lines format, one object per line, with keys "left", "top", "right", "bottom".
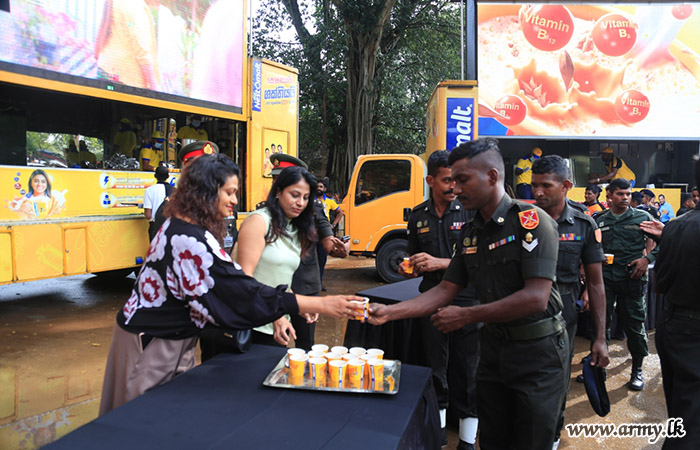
{"left": 262, "top": 356, "right": 401, "bottom": 395}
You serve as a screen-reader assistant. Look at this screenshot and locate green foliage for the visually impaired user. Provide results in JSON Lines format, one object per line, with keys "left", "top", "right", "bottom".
{"left": 252, "top": 0, "right": 461, "bottom": 191}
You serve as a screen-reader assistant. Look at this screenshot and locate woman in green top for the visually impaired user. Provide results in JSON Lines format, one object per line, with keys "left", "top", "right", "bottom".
{"left": 236, "top": 166, "right": 318, "bottom": 346}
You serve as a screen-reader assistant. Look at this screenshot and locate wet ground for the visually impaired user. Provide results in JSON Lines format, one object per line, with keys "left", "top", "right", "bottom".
{"left": 0, "top": 257, "right": 668, "bottom": 449}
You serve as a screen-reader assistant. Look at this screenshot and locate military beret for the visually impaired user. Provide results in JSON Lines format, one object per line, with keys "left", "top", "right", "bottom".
{"left": 270, "top": 153, "right": 307, "bottom": 176}
{"left": 179, "top": 140, "right": 219, "bottom": 163}
{"left": 581, "top": 355, "right": 610, "bottom": 417}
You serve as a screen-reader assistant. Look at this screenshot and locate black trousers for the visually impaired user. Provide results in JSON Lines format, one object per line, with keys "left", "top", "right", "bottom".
{"left": 555, "top": 283, "right": 580, "bottom": 440}
{"left": 477, "top": 329, "right": 568, "bottom": 450}
{"left": 656, "top": 307, "right": 700, "bottom": 450}
{"left": 419, "top": 316, "right": 479, "bottom": 419}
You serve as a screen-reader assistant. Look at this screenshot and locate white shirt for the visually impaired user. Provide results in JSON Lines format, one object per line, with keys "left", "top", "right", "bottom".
{"left": 143, "top": 184, "right": 167, "bottom": 222}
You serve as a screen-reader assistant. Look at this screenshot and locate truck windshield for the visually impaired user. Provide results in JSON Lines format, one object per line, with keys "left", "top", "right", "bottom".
{"left": 355, "top": 160, "right": 411, "bottom": 206}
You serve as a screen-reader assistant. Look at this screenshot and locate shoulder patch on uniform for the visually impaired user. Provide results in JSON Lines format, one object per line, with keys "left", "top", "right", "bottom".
{"left": 595, "top": 228, "right": 602, "bottom": 243}
{"left": 518, "top": 209, "right": 540, "bottom": 230}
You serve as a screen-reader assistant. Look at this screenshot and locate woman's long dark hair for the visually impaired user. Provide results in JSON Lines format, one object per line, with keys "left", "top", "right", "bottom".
{"left": 28, "top": 169, "right": 52, "bottom": 198}
{"left": 166, "top": 154, "right": 240, "bottom": 242}
{"left": 266, "top": 166, "right": 317, "bottom": 255}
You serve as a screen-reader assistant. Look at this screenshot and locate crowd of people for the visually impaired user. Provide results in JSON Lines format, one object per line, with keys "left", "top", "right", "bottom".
{"left": 106, "top": 137, "right": 697, "bottom": 450}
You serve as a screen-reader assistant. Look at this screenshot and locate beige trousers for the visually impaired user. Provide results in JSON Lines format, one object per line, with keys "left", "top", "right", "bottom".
{"left": 99, "top": 323, "right": 198, "bottom": 416}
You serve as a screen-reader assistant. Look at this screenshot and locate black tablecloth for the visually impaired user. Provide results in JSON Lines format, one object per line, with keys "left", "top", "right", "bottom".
{"left": 47, "top": 345, "right": 440, "bottom": 450}
{"left": 345, "top": 278, "right": 427, "bottom": 366}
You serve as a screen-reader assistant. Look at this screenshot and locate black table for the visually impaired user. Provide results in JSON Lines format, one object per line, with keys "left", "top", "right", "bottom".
{"left": 344, "top": 278, "right": 427, "bottom": 365}
{"left": 47, "top": 345, "right": 440, "bottom": 450}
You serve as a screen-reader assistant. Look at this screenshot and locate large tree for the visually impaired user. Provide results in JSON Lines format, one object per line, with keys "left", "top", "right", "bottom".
{"left": 253, "top": 0, "right": 460, "bottom": 192}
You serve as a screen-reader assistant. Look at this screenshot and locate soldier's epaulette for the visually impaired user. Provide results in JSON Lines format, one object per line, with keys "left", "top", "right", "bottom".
{"left": 412, "top": 199, "right": 430, "bottom": 212}
{"left": 255, "top": 201, "right": 267, "bottom": 210}
{"left": 567, "top": 199, "right": 588, "bottom": 214}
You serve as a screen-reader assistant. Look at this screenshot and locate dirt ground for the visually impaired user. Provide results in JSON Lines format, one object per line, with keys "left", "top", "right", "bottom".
{"left": 0, "top": 256, "right": 669, "bottom": 449}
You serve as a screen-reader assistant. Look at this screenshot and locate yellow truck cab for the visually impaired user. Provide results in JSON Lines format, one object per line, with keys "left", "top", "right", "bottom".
{"left": 342, "top": 81, "right": 478, "bottom": 282}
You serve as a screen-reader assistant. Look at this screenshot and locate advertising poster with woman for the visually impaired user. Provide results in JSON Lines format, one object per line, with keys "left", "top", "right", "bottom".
{"left": 7, "top": 169, "right": 67, "bottom": 219}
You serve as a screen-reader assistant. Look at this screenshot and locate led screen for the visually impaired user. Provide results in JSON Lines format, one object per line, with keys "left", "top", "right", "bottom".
{"left": 0, "top": 0, "right": 244, "bottom": 112}
{"left": 477, "top": 3, "right": 700, "bottom": 139}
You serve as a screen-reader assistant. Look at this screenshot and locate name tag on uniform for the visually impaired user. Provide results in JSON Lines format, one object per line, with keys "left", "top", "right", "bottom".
{"left": 418, "top": 227, "right": 430, "bottom": 234}
{"left": 559, "top": 234, "right": 582, "bottom": 241}
{"left": 599, "top": 226, "right": 610, "bottom": 232}
{"left": 463, "top": 246, "right": 478, "bottom": 254}
{"left": 224, "top": 235, "right": 233, "bottom": 249}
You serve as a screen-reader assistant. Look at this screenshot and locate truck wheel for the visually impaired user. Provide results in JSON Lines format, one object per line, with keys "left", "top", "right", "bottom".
{"left": 376, "top": 239, "right": 408, "bottom": 283}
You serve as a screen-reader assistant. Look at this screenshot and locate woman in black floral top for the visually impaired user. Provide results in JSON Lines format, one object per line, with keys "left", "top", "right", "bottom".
{"left": 99, "top": 154, "right": 362, "bottom": 415}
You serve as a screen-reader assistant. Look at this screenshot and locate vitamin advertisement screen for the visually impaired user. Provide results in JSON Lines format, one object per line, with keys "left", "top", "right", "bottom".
{"left": 477, "top": 3, "right": 700, "bottom": 139}
{"left": 0, "top": 0, "right": 244, "bottom": 113}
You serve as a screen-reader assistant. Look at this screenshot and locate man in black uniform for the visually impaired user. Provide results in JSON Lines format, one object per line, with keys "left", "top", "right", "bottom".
{"left": 400, "top": 150, "right": 479, "bottom": 450}
{"left": 646, "top": 156, "right": 700, "bottom": 449}
{"left": 369, "top": 138, "right": 567, "bottom": 450}
{"left": 531, "top": 155, "right": 610, "bottom": 449}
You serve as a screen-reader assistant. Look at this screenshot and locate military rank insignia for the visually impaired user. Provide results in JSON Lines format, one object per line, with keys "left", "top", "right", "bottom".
{"left": 595, "top": 228, "right": 602, "bottom": 243}
{"left": 518, "top": 209, "right": 540, "bottom": 230}
{"left": 559, "top": 234, "right": 582, "bottom": 241}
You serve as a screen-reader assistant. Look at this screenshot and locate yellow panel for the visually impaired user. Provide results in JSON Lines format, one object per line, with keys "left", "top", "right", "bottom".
{"left": 87, "top": 219, "right": 149, "bottom": 272}
{"left": 14, "top": 224, "right": 63, "bottom": 280}
{"left": 64, "top": 228, "right": 87, "bottom": 275}
{"left": 0, "top": 232, "right": 12, "bottom": 283}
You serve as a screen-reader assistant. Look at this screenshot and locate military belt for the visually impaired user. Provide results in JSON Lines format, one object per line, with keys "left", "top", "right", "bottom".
{"left": 485, "top": 312, "right": 565, "bottom": 341}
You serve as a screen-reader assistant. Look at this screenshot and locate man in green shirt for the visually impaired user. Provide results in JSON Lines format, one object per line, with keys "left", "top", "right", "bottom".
{"left": 595, "top": 178, "right": 658, "bottom": 391}
{"left": 369, "top": 138, "right": 567, "bottom": 450}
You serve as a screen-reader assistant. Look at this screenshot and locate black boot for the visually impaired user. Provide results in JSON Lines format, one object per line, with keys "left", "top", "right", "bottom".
{"left": 629, "top": 355, "right": 644, "bottom": 391}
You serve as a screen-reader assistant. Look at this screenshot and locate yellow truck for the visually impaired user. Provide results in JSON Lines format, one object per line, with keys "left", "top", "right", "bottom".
{"left": 341, "top": 81, "right": 478, "bottom": 282}
{"left": 0, "top": 3, "right": 299, "bottom": 284}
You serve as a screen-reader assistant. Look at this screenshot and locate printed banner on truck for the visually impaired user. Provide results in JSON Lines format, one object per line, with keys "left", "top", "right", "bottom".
{"left": 477, "top": 3, "right": 700, "bottom": 138}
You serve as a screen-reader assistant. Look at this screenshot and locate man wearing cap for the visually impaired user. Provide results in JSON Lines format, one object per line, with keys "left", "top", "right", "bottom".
{"left": 590, "top": 147, "right": 636, "bottom": 187}
{"left": 514, "top": 147, "right": 542, "bottom": 199}
{"left": 140, "top": 131, "right": 165, "bottom": 171}
{"left": 177, "top": 116, "right": 208, "bottom": 142}
{"left": 638, "top": 189, "right": 660, "bottom": 220}
{"left": 113, "top": 118, "right": 137, "bottom": 158}
{"left": 531, "top": 155, "right": 609, "bottom": 449}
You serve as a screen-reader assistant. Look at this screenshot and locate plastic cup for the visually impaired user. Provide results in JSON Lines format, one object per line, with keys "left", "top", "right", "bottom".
{"left": 308, "top": 357, "right": 328, "bottom": 382}
{"left": 349, "top": 347, "right": 366, "bottom": 357}
{"left": 349, "top": 299, "right": 369, "bottom": 321}
{"left": 331, "top": 346, "right": 349, "bottom": 355}
{"left": 307, "top": 350, "right": 326, "bottom": 360}
{"left": 328, "top": 360, "right": 348, "bottom": 388}
{"left": 289, "top": 354, "right": 307, "bottom": 378}
{"left": 347, "top": 358, "right": 365, "bottom": 388}
{"left": 324, "top": 352, "right": 342, "bottom": 362}
{"left": 403, "top": 257, "right": 414, "bottom": 274}
{"left": 342, "top": 353, "right": 356, "bottom": 362}
{"left": 286, "top": 348, "right": 306, "bottom": 367}
{"left": 368, "top": 359, "right": 385, "bottom": 386}
{"left": 605, "top": 253, "right": 614, "bottom": 265}
{"left": 289, "top": 373, "right": 304, "bottom": 386}
{"left": 311, "top": 344, "right": 329, "bottom": 353}
{"left": 367, "top": 348, "right": 384, "bottom": 360}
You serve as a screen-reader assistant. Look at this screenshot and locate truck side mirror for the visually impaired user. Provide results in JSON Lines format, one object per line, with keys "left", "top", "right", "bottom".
{"left": 403, "top": 207, "right": 411, "bottom": 222}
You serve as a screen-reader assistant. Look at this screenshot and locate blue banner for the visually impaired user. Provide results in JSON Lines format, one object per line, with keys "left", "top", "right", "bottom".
{"left": 446, "top": 98, "right": 475, "bottom": 151}
{"left": 252, "top": 60, "right": 262, "bottom": 112}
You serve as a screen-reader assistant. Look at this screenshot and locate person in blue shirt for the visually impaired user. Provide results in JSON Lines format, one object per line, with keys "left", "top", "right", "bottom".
{"left": 658, "top": 194, "right": 675, "bottom": 223}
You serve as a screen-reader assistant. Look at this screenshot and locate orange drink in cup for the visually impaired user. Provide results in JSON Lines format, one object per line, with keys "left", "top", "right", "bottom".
{"left": 311, "top": 344, "right": 329, "bottom": 353}
{"left": 286, "top": 348, "right": 306, "bottom": 367}
{"left": 605, "top": 253, "right": 614, "bottom": 265}
{"left": 289, "top": 353, "right": 307, "bottom": 378}
{"left": 331, "top": 346, "right": 348, "bottom": 355}
{"left": 368, "top": 359, "right": 385, "bottom": 387}
{"left": 328, "top": 360, "right": 348, "bottom": 388}
{"left": 349, "top": 298, "right": 369, "bottom": 321}
{"left": 403, "top": 257, "right": 414, "bottom": 274}
{"left": 347, "top": 359, "right": 365, "bottom": 389}
{"left": 349, "top": 347, "right": 366, "bottom": 357}
{"left": 308, "top": 357, "right": 328, "bottom": 384}
{"left": 324, "top": 352, "right": 342, "bottom": 362}
{"left": 367, "top": 348, "right": 384, "bottom": 360}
